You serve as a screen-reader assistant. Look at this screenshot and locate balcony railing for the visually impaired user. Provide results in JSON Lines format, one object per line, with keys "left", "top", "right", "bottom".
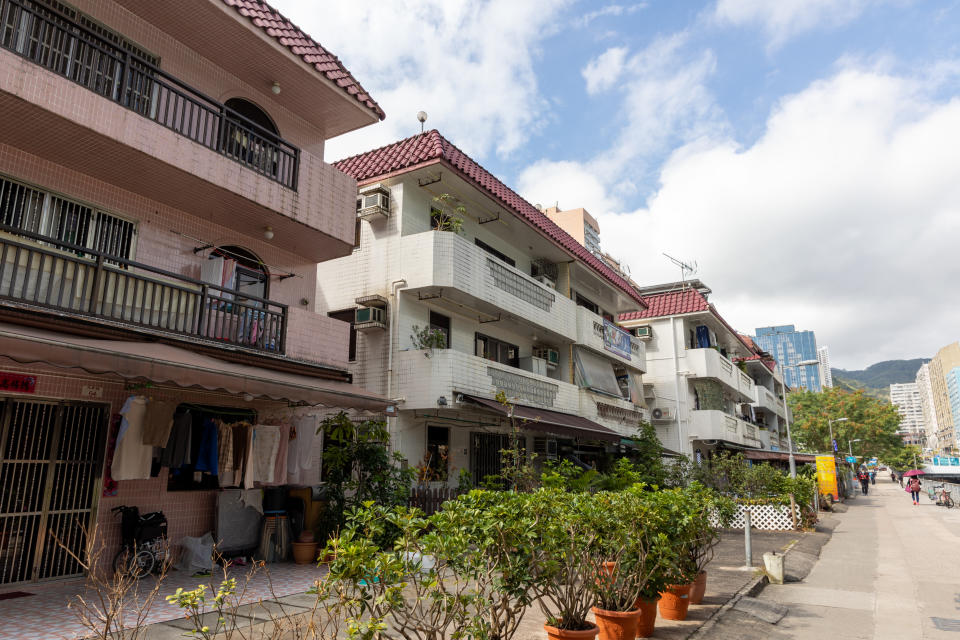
{"left": 0, "top": 227, "right": 288, "bottom": 354}
{"left": 0, "top": 0, "right": 299, "bottom": 189}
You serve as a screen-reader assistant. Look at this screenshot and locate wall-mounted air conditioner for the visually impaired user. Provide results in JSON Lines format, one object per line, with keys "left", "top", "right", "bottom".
{"left": 354, "top": 305, "right": 386, "bottom": 330}
{"left": 356, "top": 185, "right": 390, "bottom": 220}
{"left": 533, "top": 346, "right": 560, "bottom": 369}
{"left": 651, "top": 406, "right": 675, "bottom": 421}
{"left": 632, "top": 325, "right": 653, "bottom": 340}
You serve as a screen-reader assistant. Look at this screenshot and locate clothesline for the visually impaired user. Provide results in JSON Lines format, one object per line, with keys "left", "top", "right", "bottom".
{"left": 169, "top": 230, "right": 300, "bottom": 280}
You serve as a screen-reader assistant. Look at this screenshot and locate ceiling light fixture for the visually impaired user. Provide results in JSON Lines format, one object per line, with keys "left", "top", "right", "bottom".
{"left": 271, "top": 81, "right": 281, "bottom": 95}
{"left": 263, "top": 226, "right": 274, "bottom": 240}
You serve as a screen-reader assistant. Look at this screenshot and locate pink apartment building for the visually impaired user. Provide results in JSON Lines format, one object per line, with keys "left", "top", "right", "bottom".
{"left": 0, "top": 0, "right": 385, "bottom": 585}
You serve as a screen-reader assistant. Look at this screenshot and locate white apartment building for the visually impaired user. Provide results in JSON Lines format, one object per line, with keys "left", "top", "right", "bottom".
{"left": 891, "top": 382, "right": 927, "bottom": 448}
{"left": 817, "top": 346, "right": 834, "bottom": 388}
{"left": 618, "top": 281, "right": 790, "bottom": 459}
{"left": 916, "top": 363, "right": 941, "bottom": 451}
{"left": 316, "top": 131, "right": 649, "bottom": 486}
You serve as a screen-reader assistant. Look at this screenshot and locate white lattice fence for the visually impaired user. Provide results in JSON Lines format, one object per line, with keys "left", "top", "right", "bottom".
{"left": 713, "top": 503, "right": 800, "bottom": 531}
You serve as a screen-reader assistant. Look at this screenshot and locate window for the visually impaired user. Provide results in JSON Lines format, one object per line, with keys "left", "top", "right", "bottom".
{"left": 575, "top": 293, "right": 599, "bottom": 314}
{"left": 0, "top": 174, "right": 136, "bottom": 261}
{"left": 210, "top": 246, "right": 268, "bottom": 303}
{"left": 476, "top": 332, "right": 519, "bottom": 368}
{"left": 429, "top": 311, "right": 450, "bottom": 349}
{"left": 224, "top": 98, "right": 279, "bottom": 136}
{"left": 354, "top": 219, "right": 362, "bottom": 251}
{"left": 474, "top": 238, "right": 516, "bottom": 267}
{"left": 329, "top": 309, "right": 357, "bottom": 361}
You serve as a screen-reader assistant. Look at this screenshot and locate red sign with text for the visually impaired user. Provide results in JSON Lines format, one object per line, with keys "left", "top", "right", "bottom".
{"left": 0, "top": 372, "right": 37, "bottom": 394}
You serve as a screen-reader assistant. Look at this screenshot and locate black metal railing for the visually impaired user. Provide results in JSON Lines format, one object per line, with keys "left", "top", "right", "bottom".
{"left": 0, "top": 228, "right": 288, "bottom": 355}
{"left": 0, "top": 0, "right": 300, "bottom": 189}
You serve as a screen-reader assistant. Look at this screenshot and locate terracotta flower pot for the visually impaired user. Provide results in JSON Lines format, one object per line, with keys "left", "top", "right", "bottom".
{"left": 592, "top": 607, "right": 641, "bottom": 640}
{"left": 291, "top": 541, "right": 317, "bottom": 565}
{"left": 543, "top": 623, "right": 599, "bottom": 640}
{"left": 657, "top": 583, "right": 692, "bottom": 621}
{"left": 689, "top": 570, "right": 707, "bottom": 605}
{"left": 633, "top": 598, "right": 659, "bottom": 638}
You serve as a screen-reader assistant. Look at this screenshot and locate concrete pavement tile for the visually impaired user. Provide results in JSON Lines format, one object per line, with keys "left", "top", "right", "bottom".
{"left": 762, "top": 584, "right": 875, "bottom": 611}
{"left": 784, "top": 551, "right": 819, "bottom": 582}
{"left": 734, "top": 596, "right": 789, "bottom": 624}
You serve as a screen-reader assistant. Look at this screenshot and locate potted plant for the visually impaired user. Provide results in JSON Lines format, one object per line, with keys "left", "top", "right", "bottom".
{"left": 685, "top": 485, "right": 735, "bottom": 604}
{"left": 529, "top": 489, "right": 602, "bottom": 640}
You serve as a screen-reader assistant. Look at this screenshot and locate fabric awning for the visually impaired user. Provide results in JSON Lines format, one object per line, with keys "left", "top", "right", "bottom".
{"left": 742, "top": 450, "right": 818, "bottom": 463}
{"left": 0, "top": 322, "right": 388, "bottom": 411}
{"left": 459, "top": 393, "right": 620, "bottom": 442}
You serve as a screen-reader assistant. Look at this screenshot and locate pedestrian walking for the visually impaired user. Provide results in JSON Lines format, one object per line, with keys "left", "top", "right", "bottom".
{"left": 908, "top": 476, "right": 922, "bottom": 505}
{"left": 890, "top": 471, "right": 896, "bottom": 483}
{"left": 858, "top": 469, "right": 870, "bottom": 495}
{"left": 899, "top": 473, "right": 904, "bottom": 487}
{"left": 870, "top": 469, "right": 876, "bottom": 485}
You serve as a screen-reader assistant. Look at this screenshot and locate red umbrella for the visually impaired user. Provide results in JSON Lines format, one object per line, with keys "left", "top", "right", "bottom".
{"left": 902, "top": 469, "right": 925, "bottom": 477}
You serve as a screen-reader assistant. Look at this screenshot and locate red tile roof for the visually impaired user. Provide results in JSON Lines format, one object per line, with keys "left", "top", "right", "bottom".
{"left": 618, "top": 288, "right": 709, "bottom": 321}
{"left": 334, "top": 131, "right": 647, "bottom": 307}
{"left": 221, "top": 0, "right": 385, "bottom": 121}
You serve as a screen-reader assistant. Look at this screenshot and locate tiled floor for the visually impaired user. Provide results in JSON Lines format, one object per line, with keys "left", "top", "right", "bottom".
{"left": 0, "top": 562, "right": 326, "bottom": 640}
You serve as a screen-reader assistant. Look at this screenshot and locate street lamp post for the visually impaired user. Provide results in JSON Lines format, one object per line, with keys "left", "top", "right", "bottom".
{"left": 828, "top": 417, "right": 848, "bottom": 456}
{"left": 848, "top": 438, "right": 862, "bottom": 460}
{"left": 780, "top": 358, "right": 820, "bottom": 479}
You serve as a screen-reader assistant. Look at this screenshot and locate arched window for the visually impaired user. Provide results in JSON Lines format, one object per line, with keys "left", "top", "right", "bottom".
{"left": 210, "top": 245, "right": 269, "bottom": 303}
{"left": 224, "top": 98, "right": 278, "bottom": 136}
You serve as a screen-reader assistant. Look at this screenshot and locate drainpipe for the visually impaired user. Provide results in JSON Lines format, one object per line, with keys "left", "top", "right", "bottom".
{"left": 671, "top": 316, "right": 685, "bottom": 456}
{"left": 386, "top": 279, "right": 407, "bottom": 446}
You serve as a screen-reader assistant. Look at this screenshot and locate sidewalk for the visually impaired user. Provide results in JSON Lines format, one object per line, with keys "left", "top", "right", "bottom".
{"left": 709, "top": 477, "right": 960, "bottom": 639}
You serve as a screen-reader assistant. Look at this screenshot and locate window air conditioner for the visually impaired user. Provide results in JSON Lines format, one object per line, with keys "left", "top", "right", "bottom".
{"left": 651, "top": 406, "right": 675, "bottom": 421}
{"left": 632, "top": 325, "right": 653, "bottom": 340}
{"left": 354, "top": 306, "right": 386, "bottom": 328}
{"left": 356, "top": 186, "right": 390, "bottom": 220}
{"left": 533, "top": 346, "right": 560, "bottom": 369}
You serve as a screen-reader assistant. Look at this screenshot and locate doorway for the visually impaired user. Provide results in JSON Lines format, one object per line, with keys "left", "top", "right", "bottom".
{"left": 0, "top": 399, "right": 109, "bottom": 584}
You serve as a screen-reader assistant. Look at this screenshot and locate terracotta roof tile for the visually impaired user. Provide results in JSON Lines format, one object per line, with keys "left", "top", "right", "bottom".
{"left": 221, "top": 0, "right": 384, "bottom": 121}
{"left": 335, "top": 131, "right": 648, "bottom": 307}
{"left": 617, "top": 288, "right": 709, "bottom": 321}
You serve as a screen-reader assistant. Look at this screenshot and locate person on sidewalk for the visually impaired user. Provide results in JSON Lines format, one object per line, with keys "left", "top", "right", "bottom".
{"left": 890, "top": 471, "right": 897, "bottom": 483}
{"left": 858, "top": 469, "right": 870, "bottom": 495}
{"left": 870, "top": 469, "right": 876, "bottom": 485}
{"left": 908, "top": 476, "right": 922, "bottom": 505}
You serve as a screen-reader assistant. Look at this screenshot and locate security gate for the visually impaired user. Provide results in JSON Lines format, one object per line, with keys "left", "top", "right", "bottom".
{"left": 0, "top": 399, "right": 108, "bottom": 584}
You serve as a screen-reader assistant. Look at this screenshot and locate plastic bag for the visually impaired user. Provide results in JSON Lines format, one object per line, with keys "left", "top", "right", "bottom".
{"left": 177, "top": 532, "right": 214, "bottom": 571}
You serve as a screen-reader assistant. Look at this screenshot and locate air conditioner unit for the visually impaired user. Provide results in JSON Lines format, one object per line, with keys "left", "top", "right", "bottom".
{"left": 519, "top": 356, "right": 547, "bottom": 377}
{"left": 354, "top": 306, "right": 386, "bottom": 329}
{"left": 632, "top": 325, "right": 653, "bottom": 340}
{"left": 533, "top": 346, "right": 560, "bottom": 369}
{"left": 651, "top": 406, "right": 675, "bottom": 422}
{"left": 533, "top": 437, "right": 558, "bottom": 458}
{"left": 533, "top": 274, "right": 556, "bottom": 290}
{"left": 356, "top": 186, "right": 390, "bottom": 220}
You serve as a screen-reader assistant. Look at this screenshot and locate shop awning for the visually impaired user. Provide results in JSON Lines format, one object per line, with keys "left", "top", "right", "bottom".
{"left": 742, "top": 450, "right": 818, "bottom": 464}
{"left": 459, "top": 394, "right": 620, "bottom": 442}
{"left": 0, "top": 322, "right": 388, "bottom": 411}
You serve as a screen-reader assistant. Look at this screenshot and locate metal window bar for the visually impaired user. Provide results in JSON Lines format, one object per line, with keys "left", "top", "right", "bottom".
{"left": 0, "top": 0, "right": 300, "bottom": 189}
{"left": 0, "top": 224, "right": 288, "bottom": 354}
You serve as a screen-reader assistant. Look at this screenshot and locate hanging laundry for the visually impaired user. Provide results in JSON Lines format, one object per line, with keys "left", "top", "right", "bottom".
{"left": 142, "top": 399, "right": 178, "bottom": 447}
{"left": 242, "top": 425, "right": 256, "bottom": 489}
{"left": 194, "top": 418, "right": 219, "bottom": 475}
{"left": 287, "top": 415, "right": 319, "bottom": 485}
{"left": 264, "top": 424, "right": 290, "bottom": 486}
{"left": 102, "top": 414, "right": 121, "bottom": 496}
{"left": 161, "top": 410, "right": 193, "bottom": 469}
{"left": 240, "top": 488, "right": 264, "bottom": 514}
{"left": 217, "top": 421, "right": 235, "bottom": 486}
{"left": 695, "top": 325, "right": 711, "bottom": 349}
{"left": 251, "top": 425, "right": 282, "bottom": 483}
{"left": 112, "top": 396, "right": 152, "bottom": 481}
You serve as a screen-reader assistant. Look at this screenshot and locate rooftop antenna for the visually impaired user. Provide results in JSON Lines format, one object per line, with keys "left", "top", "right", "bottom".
{"left": 662, "top": 253, "right": 698, "bottom": 288}
{"left": 417, "top": 111, "right": 428, "bottom": 133}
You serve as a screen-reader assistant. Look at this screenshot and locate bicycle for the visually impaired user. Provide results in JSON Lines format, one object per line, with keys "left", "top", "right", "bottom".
{"left": 933, "top": 485, "right": 955, "bottom": 509}
{"left": 111, "top": 505, "right": 168, "bottom": 578}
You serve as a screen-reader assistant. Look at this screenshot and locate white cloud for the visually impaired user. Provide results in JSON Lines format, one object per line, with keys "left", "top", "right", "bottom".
{"left": 596, "top": 65, "right": 960, "bottom": 368}
{"left": 583, "top": 47, "right": 628, "bottom": 95}
{"left": 272, "top": 0, "right": 571, "bottom": 162}
{"left": 713, "top": 0, "right": 895, "bottom": 50}
{"left": 573, "top": 3, "right": 648, "bottom": 29}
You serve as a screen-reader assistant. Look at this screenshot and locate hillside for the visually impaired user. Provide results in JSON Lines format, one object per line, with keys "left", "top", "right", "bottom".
{"left": 831, "top": 358, "right": 929, "bottom": 401}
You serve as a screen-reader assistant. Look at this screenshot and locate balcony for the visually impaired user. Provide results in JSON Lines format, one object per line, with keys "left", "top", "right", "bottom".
{"left": 394, "top": 348, "right": 580, "bottom": 414}
{"left": 401, "top": 232, "right": 578, "bottom": 341}
{"left": 755, "top": 385, "right": 785, "bottom": 416}
{"left": 0, "top": 230, "right": 298, "bottom": 359}
{"left": 0, "top": 0, "right": 358, "bottom": 261}
{"left": 685, "top": 348, "right": 754, "bottom": 401}
{"left": 688, "top": 410, "right": 761, "bottom": 447}
{"left": 579, "top": 388, "right": 645, "bottom": 437}
{"left": 575, "top": 306, "right": 645, "bottom": 372}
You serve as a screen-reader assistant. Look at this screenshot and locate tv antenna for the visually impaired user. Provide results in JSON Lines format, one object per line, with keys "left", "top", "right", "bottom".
{"left": 662, "top": 253, "right": 698, "bottom": 286}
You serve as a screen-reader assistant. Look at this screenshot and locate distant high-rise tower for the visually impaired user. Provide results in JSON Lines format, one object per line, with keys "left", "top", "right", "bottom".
{"left": 753, "top": 325, "right": 822, "bottom": 391}
{"left": 916, "top": 363, "right": 940, "bottom": 451}
{"left": 890, "top": 382, "right": 925, "bottom": 447}
{"left": 817, "top": 346, "right": 833, "bottom": 389}
{"left": 542, "top": 206, "right": 602, "bottom": 255}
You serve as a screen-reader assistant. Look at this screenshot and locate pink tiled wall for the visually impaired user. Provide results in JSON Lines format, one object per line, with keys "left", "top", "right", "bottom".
{"left": 0, "top": 144, "right": 347, "bottom": 369}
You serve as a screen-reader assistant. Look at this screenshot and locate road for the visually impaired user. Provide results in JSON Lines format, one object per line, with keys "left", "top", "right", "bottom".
{"left": 758, "top": 476, "right": 960, "bottom": 639}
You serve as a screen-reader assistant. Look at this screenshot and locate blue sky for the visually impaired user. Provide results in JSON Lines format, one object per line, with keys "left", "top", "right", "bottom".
{"left": 276, "top": 0, "right": 960, "bottom": 369}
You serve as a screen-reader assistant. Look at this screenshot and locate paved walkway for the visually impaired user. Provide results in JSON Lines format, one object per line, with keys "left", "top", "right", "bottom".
{"left": 755, "top": 476, "right": 960, "bottom": 639}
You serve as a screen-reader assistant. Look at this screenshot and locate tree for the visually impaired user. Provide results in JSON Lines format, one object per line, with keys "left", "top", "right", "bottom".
{"left": 788, "top": 388, "right": 904, "bottom": 460}
{"left": 885, "top": 445, "right": 922, "bottom": 472}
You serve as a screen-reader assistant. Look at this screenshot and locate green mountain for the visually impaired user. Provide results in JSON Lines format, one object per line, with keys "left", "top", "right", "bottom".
{"left": 831, "top": 359, "right": 930, "bottom": 401}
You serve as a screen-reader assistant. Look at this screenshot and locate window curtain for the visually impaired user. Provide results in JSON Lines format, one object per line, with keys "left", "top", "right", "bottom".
{"left": 695, "top": 325, "right": 711, "bottom": 348}
{"left": 573, "top": 347, "right": 622, "bottom": 397}
{"left": 628, "top": 371, "right": 643, "bottom": 405}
